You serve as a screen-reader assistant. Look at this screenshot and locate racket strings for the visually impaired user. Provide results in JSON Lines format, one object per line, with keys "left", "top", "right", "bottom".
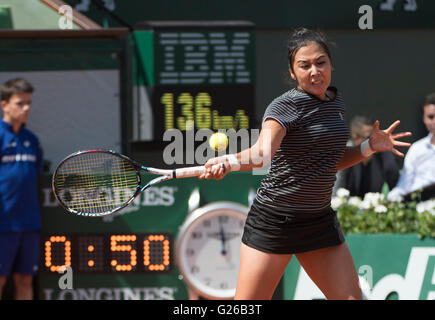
{"left": 53, "top": 152, "right": 139, "bottom": 214}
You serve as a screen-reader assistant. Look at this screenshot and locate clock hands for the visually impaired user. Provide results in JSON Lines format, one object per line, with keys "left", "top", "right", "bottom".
{"left": 207, "top": 231, "right": 240, "bottom": 241}
{"left": 219, "top": 223, "right": 227, "bottom": 256}
{"left": 205, "top": 220, "right": 242, "bottom": 256}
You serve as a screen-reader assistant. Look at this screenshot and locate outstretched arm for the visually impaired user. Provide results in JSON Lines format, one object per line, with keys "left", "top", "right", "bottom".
{"left": 337, "top": 120, "right": 412, "bottom": 171}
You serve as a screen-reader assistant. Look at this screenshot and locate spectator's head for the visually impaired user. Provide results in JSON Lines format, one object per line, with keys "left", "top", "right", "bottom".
{"left": 350, "top": 115, "right": 376, "bottom": 145}
{"left": 422, "top": 93, "right": 435, "bottom": 136}
{"left": 1, "top": 78, "right": 34, "bottom": 127}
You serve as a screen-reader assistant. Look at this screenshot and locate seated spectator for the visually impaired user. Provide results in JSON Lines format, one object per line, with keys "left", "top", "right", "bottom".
{"left": 335, "top": 115, "right": 400, "bottom": 198}
{"left": 388, "top": 93, "right": 435, "bottom": 201}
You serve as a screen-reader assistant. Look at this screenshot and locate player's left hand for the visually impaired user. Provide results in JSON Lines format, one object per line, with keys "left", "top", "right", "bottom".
{"left": 369, "top": 120, "right": 412, "bottom": 157}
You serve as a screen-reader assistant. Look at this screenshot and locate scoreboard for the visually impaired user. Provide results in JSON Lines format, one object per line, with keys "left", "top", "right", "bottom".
{"left": 38, "top": 172, "right": 263, "bottom": 300}
{"left": 42, "top": 233, "right": 171, "bottom": 273}
{"left": 132, "top": 21, "right": 255, "bottom": 141}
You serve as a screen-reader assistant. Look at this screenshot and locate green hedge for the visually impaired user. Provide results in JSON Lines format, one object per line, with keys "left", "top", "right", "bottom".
{"left": 333, "top": 189, "right": 435, "bottom": 238}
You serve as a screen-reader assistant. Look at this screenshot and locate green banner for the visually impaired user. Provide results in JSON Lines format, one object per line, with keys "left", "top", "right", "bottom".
{"left": 38, "top": 173, "right": 435, "bottom": 300}
{"left": 38, "top": 172, "right": 263, "bottom": 300}
{"left": 283, "top": 234, "right": 435, "bottom": 300}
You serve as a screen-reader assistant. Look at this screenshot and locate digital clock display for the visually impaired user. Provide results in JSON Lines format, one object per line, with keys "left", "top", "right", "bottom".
{"left": 42, "top": 233, "right": 172, "bottom": 273}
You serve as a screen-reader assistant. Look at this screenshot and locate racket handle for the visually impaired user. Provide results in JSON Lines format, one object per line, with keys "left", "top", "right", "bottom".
{"left": 174, "top": 166, "right": 205, "bottom": 178}
{"left": 174, "top": 164, "right": 223, "bottom": 178}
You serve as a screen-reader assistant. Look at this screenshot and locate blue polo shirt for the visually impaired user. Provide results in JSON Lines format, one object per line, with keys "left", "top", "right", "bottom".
{"left": 0, "top": 119, "right": 43, "bottom": 231}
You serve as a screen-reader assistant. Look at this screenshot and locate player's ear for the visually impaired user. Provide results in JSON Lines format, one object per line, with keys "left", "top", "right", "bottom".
{"left": 289, "top": 67, "right": 296, "bottom": 81}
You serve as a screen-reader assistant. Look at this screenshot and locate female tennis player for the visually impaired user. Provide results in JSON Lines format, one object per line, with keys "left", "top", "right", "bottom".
{"left": 199, "top": 28, "right": 412, "bottom": 300}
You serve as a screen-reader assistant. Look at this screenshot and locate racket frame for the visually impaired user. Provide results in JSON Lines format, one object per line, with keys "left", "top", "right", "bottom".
{"left": 52, "top": 149, "right": 210, "bottom": 217}
{"left": 52, "top": 149, "right": 146, "bottom": 217}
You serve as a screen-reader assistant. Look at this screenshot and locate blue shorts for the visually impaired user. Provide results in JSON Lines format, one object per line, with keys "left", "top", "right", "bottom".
{"left": 0, "top": 232, "right": 40, "bottom": 276}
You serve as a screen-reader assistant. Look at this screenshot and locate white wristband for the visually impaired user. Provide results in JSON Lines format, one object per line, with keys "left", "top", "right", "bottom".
{"left": 360, "top": 139, "right": 375, "bottom": 157}
{"left": 222, "top": 154, "right": 241, "bottom": 171}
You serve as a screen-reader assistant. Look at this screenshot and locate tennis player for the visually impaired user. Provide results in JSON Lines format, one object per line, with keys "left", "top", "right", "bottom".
{"left": 199, "top": 28, "right": 412, "bottom": 300}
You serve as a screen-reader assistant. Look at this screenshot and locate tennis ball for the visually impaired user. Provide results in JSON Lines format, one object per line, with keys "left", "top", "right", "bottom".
{"left": 209, "top": 132, "right": 228, "bottom": 152}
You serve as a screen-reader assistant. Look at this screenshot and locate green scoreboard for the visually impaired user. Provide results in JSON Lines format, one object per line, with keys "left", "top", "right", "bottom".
{"left": 132, "top": 21, "right": 255, "bottom": 142}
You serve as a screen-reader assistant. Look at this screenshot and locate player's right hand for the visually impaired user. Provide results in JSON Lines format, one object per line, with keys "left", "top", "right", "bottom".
{"left": 198, "top": 157, "right": 229, "bottom": 180}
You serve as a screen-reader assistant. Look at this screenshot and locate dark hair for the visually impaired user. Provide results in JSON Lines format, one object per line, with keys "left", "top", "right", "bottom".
{"left": 287, "top": 28, "right": 332, "bottom": 73}
{"left": 350, "top": 115, "right": 376, "bottom": 135}
{"left": 1, "top": 78, "right": 34, "bottom": 102}
{"left": 423, "top": 93, "right": 435, "bottom": 113}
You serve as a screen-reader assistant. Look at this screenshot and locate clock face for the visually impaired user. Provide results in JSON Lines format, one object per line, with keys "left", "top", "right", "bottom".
{"left": 176, "top": 204, "right": 248, "bottom": 299}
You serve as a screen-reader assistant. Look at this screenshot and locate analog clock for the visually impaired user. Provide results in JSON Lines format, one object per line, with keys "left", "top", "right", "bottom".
{"left": 175, "top": 201, "right": 249, "bottom": 299}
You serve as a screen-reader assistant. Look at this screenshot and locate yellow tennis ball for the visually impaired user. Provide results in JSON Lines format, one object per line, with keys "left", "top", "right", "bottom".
{"left": 209, "top": 132, "right": 228, "bottom": 152}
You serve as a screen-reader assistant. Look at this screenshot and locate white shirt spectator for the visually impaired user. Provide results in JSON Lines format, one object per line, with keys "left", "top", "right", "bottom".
{"left": 388, "top": 133, "right": 435, "bottom": 201}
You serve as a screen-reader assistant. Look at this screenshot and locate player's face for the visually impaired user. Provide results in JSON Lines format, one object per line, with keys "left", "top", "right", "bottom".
{"left": 290, "top": 41, "right": 332, "bottom": 100}
{"left": 1, "top": 92, "right": 32, "bottom": 126}
{"left": 422, "top": 104, "right": 435, "bottom": 135}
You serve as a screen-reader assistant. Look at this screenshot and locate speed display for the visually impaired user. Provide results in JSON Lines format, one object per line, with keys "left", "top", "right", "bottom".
{"left": 133, "top": 21, "right": 255, "bottom": 141}
{"left": 153, "top": 85, "right": 252, "bottom": 132}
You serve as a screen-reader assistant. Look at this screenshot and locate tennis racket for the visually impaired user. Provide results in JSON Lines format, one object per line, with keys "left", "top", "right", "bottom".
{"left": 52, "top": 149, "right": 223, "bottom": 217}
